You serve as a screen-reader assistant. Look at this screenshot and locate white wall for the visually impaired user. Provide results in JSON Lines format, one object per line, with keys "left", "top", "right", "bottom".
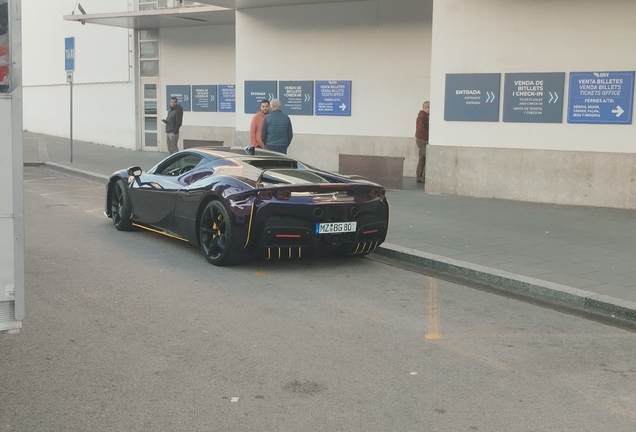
{"left": 22, "top": 0, "right": 136, "bottom": 148}
{"left": 236, "top": 0, "right": 433, "bottom": 137}
{"left": 430, "top": 0, "right": 636, "bottom": 153}
{"left": 160, "top": 24, "right": 236, "bottom": 129}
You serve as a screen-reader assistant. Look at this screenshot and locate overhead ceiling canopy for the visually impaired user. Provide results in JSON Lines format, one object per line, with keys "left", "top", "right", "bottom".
{"left": 63, "top": 6, "right": 235, "bottom": 30}
{"left": 196, "top": 0, "right": 368, "bottom": 9}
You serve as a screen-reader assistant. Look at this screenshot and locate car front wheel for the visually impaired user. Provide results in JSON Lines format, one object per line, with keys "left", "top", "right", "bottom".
{"left": 110, "top": 179, "right": 133, "bottom": 231}
{"left": 199, "top": 200, "right": 242, "bottom": 266}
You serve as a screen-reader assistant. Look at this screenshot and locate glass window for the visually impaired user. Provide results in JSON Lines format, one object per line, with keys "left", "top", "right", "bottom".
{"left": 145, "top": 132, "right": 158, "bottom": 147}
{"left": 144, "top": 84, "right": 157, "bottom": 99}
{"left": 158, "top": 154, "right": 205, "bottom": 176}
{"left": 144, "top": 101, "right": 157, "bottom": 115}
{"left": 140, "top": 41, "right": 159, "bottom": 59}
{"left": 140, "top": 60, "right": 159, "bottom": 77}
{"left": 139, "top": 3, "right": 157, "bottom": 11}
{"left": 145, "top": 117, "right": 157, "bottom": 131}
{"left": 140, "top": 30, "right": 159, "bottom": 41}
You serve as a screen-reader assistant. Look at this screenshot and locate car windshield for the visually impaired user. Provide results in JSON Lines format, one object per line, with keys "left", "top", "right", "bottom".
{"left": 156, "top": 154, "right": 204, "bottom": 176}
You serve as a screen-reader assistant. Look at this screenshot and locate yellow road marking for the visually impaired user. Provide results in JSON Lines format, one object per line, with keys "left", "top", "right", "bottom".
{"left": 425, "top": 276, "right": 441, "bottom": 340}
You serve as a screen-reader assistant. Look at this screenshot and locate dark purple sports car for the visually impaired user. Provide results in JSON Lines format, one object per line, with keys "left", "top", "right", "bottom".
{"left": 105, "top": 146, "right": 389, "bottom": 266}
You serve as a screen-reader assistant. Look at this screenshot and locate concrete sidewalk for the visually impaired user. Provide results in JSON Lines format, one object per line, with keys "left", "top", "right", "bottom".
{"left": 22, "top": 131, "right": 636, "bottom": 324}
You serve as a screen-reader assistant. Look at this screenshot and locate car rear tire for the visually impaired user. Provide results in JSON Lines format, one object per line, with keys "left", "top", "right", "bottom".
{"left": 110, "top": 179, "right": 133, "bottom": 231}
{"left": 199, "top": 201, "right": 242, "bottom": 266}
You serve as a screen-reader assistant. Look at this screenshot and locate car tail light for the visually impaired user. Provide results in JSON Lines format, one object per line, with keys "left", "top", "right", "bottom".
{"left": 275, "top": 190, "right": 291, "bottom": 200}
{"left": 257, "top": 190, "right": 273, "bottom": 200}
{"left": 367, "top": 188, "right": 386, "bottom": 199}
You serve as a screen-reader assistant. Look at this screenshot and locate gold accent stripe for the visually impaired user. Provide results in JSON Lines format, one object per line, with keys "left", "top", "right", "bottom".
{"left": 242, "top": 202, "right": 255, "bottom": 250}
{"left": 132, "top": 223, "right": 188, "bottom": 242}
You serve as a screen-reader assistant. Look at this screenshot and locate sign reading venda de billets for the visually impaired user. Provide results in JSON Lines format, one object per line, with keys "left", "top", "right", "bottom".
{"left": 192, "top": 85, "right": 217, "bottom": 112}
{"left": 244, "top": 81, "right": 276, "bottom": 114}
{"left": 218, "top": 85, "right": 235, "bottom": 112}
{"left": 166, "top": 85, "right": 191, "bottom": 111}
{"left": 567, "top": 71, "right": 635, "bottom": 124}
{"left": 444, "top": 73, "right": 501, "bottom": 122}
{"left": 503, "top": 73, "right": 565, "bottom": 123}
{"left": 315, "top": 80, "right": 351, "bottom": 116}
{"left": 279, "top": 81, "right": 313, "bottom": 115}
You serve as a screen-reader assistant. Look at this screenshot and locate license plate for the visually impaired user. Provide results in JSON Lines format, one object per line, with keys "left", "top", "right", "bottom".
{"left": 315, "top": 222, "right": 357, "bottom": 234}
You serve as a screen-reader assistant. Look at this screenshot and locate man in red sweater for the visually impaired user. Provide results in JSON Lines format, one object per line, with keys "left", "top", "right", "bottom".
{"left": 415, "top": 101, "right": 430, "bottom": 183}
{"left": 249, "top": 99, "right": 271, "bottom": 149}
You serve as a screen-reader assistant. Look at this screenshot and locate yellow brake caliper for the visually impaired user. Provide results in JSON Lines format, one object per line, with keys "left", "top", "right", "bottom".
{"left": 211, "top": 214, "right": 223, "bottom": 239}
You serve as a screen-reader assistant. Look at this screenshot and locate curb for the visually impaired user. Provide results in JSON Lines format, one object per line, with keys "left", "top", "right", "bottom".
{"left": 376, "top": 243, "right": 636, "bottom": 324}
{"left": 43, "top": 162, "right": 109, "bottom": 183}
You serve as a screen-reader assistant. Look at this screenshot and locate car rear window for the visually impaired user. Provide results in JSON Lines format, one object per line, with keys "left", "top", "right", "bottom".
{"left": 247, "top": 159, "right": 297, "bottom": 169}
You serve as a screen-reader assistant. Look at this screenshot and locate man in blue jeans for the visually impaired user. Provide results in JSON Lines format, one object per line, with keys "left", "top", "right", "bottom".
{"left": 261, "top": 98, "right": 293, "bottom": 154}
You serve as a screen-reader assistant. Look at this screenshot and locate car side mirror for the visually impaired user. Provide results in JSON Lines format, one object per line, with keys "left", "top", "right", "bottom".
{"left": 127, "top": 166, "right": 143, "bottom": 177}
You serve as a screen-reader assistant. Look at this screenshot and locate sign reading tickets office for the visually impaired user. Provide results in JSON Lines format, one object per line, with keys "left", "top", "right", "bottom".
{"left": 567, "top": 71, "right": 635, "bottom": 124}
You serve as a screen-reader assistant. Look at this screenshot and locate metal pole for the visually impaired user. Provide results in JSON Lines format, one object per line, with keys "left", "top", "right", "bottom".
{"left": 70, "top": 80, "right": 73, "bottom": 163}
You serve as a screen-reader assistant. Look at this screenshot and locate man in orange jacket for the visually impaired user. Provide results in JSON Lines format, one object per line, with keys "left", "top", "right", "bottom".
{"left": 249, "top": 99, "right": 271, "bottom": 149}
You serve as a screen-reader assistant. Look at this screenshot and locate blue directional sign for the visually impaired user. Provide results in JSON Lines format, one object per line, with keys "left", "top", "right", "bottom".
{"left": 65, "top": 37, "right": 75, "bottom": 72}
{"left": 567, "top": 71, "right": 635, "bottom": 124}
{"left": 218, "top": 85, "right": 236, "bottom": 112}
{"left": 279, "top": 81, "right": 313, "bottom": 115}
{"left": 166, "top": 85, "right": 191, "bottom": 111}
{"left": 444, "top": 73, "right": 501, "bottom": 121}
{"left": 503, "top": 72, "right": 565, "bottom": 123}
{"left": 244, "top": 81, "right": 277, "bottom": 114}
{"left": 192, "top": 85, "right": 218, "bottom": 112}
{"left": 315, "top": 80, "right": 351, "bottom": 116}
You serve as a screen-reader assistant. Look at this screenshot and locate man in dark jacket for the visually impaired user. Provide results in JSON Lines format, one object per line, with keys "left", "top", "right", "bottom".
{"left": 261, "top": 98, "right": 293, "bottom": 154}
{"left": 415, "top": 101, "right": 430, "bottom": 183}
{"left": 162, "top": 97, "right": 184, "bottom": 154}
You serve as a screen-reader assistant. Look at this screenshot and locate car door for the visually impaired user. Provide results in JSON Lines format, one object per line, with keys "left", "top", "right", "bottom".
{"left": 129, "top": 153, "right": 203, "bottom": 230}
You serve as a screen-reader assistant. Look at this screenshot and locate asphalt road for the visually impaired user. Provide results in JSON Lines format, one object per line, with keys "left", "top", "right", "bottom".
{"left": 1, "top": 167, "right": 636, "bottom": 432}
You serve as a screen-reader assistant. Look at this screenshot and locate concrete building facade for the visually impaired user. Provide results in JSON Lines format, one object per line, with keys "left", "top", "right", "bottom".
{"left": 22, "top": 0, "right": 636, "bottom": 209}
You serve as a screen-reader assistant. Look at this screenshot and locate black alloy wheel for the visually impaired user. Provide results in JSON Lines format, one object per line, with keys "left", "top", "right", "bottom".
{"left": 110, "top": 179, "right": 133, "bottom": 231}
{"left": 200, "top": 200, "right": 240, "bottom": 266}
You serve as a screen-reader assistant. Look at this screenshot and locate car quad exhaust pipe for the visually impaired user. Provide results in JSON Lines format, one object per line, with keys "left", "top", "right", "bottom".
{"left": 265, "top": 247, "right": 303, "bottom": 260}
{"left": 351, "top": 241, "right": 379, "bottom": 255}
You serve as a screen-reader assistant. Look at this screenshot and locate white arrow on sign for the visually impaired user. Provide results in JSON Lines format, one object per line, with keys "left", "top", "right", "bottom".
{"left": 211, "top": 95, "right": 216, "bottom": 101}
{"left": 304, "top": 94, "right": 311, "bottom": 102}
{"left": 612, "top": 106, "right": 624, "bottom": 117}
{"left": 339, "top": 103, "right": 347, "bottom": 111}
{"left": 548, "top": 92, "right": 559, "bottom": 103}
{"left": 485, "top": 92, "right": 495, "bottom": 103}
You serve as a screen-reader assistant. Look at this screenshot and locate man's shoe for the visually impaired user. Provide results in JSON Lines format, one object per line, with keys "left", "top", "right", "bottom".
{"left": 416, "top": 178, "right": 424, "bottom": 184}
